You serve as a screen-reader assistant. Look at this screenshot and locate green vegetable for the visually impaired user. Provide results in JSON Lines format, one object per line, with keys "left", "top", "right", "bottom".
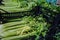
{"left": 1, "top": 16, "right": 49, "bottom": 40}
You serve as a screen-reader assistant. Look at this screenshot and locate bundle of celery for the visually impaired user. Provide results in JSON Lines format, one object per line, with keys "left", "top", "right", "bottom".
{"left": 0, "top": 16, "right": 50, "bottom": 40}
{"left": 0, "top": 0, "right": 37, "bottom": 13}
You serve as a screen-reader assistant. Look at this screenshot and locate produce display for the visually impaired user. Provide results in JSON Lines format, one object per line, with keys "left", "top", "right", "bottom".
{"left": 0, "top": 0, "right": 60, "bottom": 40}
